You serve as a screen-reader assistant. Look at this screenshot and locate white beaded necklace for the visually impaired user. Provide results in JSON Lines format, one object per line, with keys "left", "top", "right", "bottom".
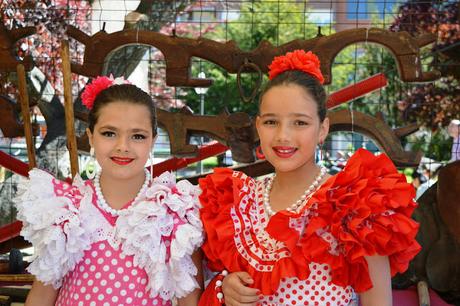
{"left": 263, "top": 166, "right": 327, "bottom": 217}
{"left": 94, "top": 168, "right": 150, "bottom": 216}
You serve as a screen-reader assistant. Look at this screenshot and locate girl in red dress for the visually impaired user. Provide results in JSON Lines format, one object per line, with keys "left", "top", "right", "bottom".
{"left": 198, "top": 50, "right": 420, "bottom": 306}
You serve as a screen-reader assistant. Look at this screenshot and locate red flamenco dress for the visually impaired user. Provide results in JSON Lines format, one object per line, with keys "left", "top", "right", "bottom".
{"left": 198, "top": 149, "right": 421, "bottom": 306}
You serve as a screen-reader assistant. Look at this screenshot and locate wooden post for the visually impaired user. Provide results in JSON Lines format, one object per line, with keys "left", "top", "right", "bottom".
{"left": 60, "top": 40, "right": 79, "bottom": 178}
{"left": 16, "top": 64, "right": 36, "bottom": 169}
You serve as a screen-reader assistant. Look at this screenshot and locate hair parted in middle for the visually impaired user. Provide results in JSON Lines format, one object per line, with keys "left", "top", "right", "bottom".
{"left": 260, "top": 50, "right": 327, "bottom": 122}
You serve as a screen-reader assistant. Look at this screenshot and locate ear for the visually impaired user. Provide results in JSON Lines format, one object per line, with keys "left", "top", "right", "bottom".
{"left": 86, "top": 128, "right": 94, "bottom": 148}
{"left": 318, "top": 117, "right": 329, "bottom": 144}
{"left": 255, "top": 115, "right": 262, "bottom": 137}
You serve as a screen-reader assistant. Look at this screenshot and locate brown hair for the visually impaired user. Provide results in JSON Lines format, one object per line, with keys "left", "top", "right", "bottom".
{"left": 87, "top": 84, "right": 157, "bottom": 136}
{"left": 259, "top": 70, "right": 327, "bottom": 122}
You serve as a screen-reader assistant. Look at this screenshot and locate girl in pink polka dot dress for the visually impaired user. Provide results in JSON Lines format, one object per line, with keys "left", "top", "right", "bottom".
{"left": 15, "top": 77, "right": 203, "bottom": 306}
{"left": 198, "top": 51, "right": 420, "bottom": 306}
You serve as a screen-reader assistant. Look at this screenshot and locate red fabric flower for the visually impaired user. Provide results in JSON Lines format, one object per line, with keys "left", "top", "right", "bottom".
{"left": 81, "top": 75, "right": 131, "bottom": 110}
{"left": 268, "top": 50, "right": 324, "bottom": 84}
{"left": 81, "top": 76, "right": 114, "bottom": 110}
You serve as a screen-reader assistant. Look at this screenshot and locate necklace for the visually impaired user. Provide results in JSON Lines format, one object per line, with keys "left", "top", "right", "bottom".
{"left": 94, "top": 168, "right": 150, "bottom": 216}
{"left": 263, "top": 166, "right": 327, "bottom": 217}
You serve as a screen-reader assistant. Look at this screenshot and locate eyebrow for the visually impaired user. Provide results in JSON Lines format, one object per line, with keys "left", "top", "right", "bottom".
{"left": 99, "top": 125, "right": 150, "bottom": 133}
{"left": 260, "top": 113, "right": 313, "bottom": 119}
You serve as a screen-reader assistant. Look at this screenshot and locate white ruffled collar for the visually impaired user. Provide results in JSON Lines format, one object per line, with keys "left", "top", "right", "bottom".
{"left": 17, "top": 169, "right": 203, "bottom": 299}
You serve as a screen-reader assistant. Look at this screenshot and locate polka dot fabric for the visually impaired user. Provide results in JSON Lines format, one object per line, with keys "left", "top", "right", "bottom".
{"left": 259, "top": 263, "right": 357, "bottom": 306}
{"left": 55, "top": 240, "right": 171, "bottom": 306}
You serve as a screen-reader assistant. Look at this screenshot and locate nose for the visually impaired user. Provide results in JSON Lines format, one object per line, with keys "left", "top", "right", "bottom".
{"left": 275, "top": 122, "right": 291, "bottom": 143}
{"left": 115, "top": 135, "right": 130, "bottom": 153}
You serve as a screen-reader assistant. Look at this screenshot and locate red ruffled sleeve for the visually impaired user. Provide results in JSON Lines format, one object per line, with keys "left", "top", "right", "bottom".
{"left": 199, "top": 168, "right": 308, "bottom": 299}
{"left": 297, "top": 148, "right": 421, "bottom": 292}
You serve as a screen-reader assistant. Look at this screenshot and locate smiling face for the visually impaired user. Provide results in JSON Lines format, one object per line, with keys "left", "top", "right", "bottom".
{"left": 256, "top": 84, "right": 329, "bottom": 174}
{"left": 87, "top": 101, "right": 155, "bottom": 183}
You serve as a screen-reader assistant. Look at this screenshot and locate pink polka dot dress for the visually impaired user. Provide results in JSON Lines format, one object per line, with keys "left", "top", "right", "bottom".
{"left": 15, "top": 170, "right": 203, "bottom": 306}
{"left": 55, "top": 240, "right": 170, "bottom": 306}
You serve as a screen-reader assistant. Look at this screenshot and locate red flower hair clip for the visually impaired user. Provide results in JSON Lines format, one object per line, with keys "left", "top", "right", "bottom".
{"left": 268, "top": 50, "right": 324, "bottom": 84}
{"left": 81, "top": 75, "right": 131, "bottom": 110}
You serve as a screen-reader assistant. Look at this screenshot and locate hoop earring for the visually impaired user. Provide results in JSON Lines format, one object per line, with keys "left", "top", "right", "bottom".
{"left": 149, "top": 151, "right": 154, "bottom": 182}
{"left": 85, "top": 147, "right": 97, "bottom": 180}
{"left": 255, "top": 146, "right": 265, "bottom": 160}
{"left": 318, "top": 141, "right": 324, "bottom": 163}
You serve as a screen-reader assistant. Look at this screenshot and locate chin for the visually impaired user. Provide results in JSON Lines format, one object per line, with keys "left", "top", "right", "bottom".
{"left": 105, "top": 167, "right": 139, "bottom": 180}
{"left": 268, "top": 160, "right": 302, "bottom": 173}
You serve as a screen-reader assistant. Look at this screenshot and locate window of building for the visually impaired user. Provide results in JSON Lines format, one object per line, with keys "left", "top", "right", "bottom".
{"left": 347, "top": 1, "right": 369, "bottom": 20}
{"left": 308, "top": 9, "right": 333, "bottom": 26}
{"left": 376, "top": 0, "right": 397, "bottom": 18}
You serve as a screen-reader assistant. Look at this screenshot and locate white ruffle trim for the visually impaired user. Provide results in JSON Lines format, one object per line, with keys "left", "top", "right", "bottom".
{"left": 15, "top": 169, "right": 92, "bottom": 288}
{"left": 116, "top": 171, "right": 203, "bottom": 300}
{"left": 15, "top": 170, "right": 203, "bottom": 297}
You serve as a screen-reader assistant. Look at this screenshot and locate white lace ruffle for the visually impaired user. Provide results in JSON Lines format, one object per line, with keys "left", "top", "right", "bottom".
{"left": 116, "top": 171, "right": 203, "bottom": 300}
{"left": 15, "top": 170, "right": 202, "bottom": 297}
{"left": 15, "top": 169, "right": 92, "bottom": 288}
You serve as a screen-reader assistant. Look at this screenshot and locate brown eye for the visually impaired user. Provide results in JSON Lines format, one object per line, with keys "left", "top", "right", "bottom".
{"left": 101, "top": 131, "right": 115, "bottom": 137}
{"left": 263, "top": 120, "right": 277, "bottom": 125}
{"left": 132, "top": 134, "right": 147, "bottom": 140}
{"left": 295, "top": 120, "right": 308, "bottom": 126}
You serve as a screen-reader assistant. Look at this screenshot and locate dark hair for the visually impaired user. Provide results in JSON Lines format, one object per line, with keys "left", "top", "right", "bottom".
{"left": 259, "top": 70, "right": 327, "bottom": 122}
{"left": 87, "top": 84, "right": 157, "bottom": 136}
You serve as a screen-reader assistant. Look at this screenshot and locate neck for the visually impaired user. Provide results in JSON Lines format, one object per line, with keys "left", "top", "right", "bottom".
{"left": 99, "top": 171, "right": 147, "bottom": 209}
{"left": 266, "top": 159, "right": 326, "bottom": 214}
{"left": 273, "top": 161, "right": 320, "bottom": 191}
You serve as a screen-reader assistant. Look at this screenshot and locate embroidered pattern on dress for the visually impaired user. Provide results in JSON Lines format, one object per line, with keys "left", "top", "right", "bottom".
{"left": 231, "top": 176, "right": 290, "bottom": 272}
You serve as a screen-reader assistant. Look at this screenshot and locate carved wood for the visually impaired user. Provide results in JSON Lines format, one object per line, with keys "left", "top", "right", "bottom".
{"left": 67, "top": 26, "right": 439, "bottom": 86}
{"left": 0, "top": 24, "right": 35, "bottom": 73}
{"left": 75, "top": 108, "right": 256, "bottom": 163}
{"left": 75, "top": 106, "right": 420, "bottom": 167}
{"left": 327, "top": 109, "right": 422, "bottom": 167}
{"left": 0, "top": 95, "right": 38, "bottom": 138}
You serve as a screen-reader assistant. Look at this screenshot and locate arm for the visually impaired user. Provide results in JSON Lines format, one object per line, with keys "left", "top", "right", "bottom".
{"left": 177, "top": 250, "right": 204, "bottom": 306}
{"left": 25, "top": 280, "right": 58, "bottom": 306}
{"left": 359, "top": 255, "right": 392, "bottom": 306}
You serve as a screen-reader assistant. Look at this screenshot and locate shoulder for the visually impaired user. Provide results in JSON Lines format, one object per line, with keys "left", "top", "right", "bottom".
{"left": 15, "top": 169, "right": 92, "bottom": 288}
{"left": 302, "top": 149, "right": 421, "bottom": 292}
{"left": 199, "top": 168, "right": 255, "bottom": 196}
{"left": 199, "top": 167, "right": 251, "bottom": 186}
{"left": 16, "top": 168, "right": 89, "bottom": 218}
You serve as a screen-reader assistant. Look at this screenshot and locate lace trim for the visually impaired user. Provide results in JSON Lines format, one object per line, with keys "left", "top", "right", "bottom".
{"left": 15, "top": 169, "right": 203, "bottom": 297}
{"left": 15, "top": 170, "right": 92, "bottom": 288}
{"left": 115, "top": 171, "right": 203, "bottom": 299}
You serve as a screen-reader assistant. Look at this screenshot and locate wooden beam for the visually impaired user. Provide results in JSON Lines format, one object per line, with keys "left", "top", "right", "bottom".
{"left": 60, "top": 40, "right": 79, "bottom": 178}
{"left": 16, "top": 64, "right": 36, "bottom": 169}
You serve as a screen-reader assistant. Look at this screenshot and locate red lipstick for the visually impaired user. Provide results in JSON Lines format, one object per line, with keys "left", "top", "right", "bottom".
{"left": 272, "top": 146, "right": 297, "bottom": 158}
{"left": 111, "top": 157, "right": 134, "bottom": 165}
